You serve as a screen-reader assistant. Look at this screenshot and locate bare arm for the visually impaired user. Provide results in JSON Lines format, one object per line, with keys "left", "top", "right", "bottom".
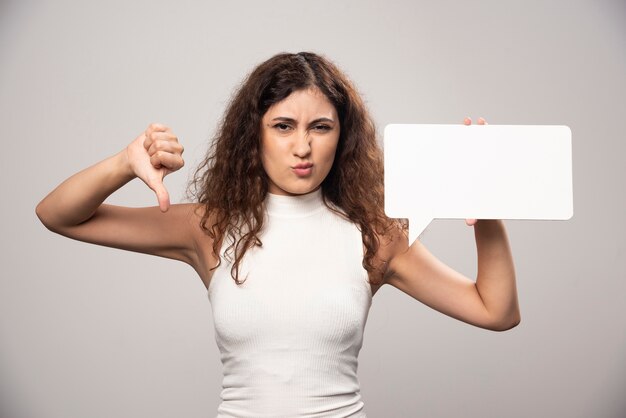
{"left": 473, "top": 219, "right": 520, "bottom": 329}
{"left": 36, "top": 149, "right": 135, "bottom": 228}
{"left": 384, "top": 222, "right": 519, "bottom": 332}
{"left": 35, "top": 123, "right": 202, "bottom": 266}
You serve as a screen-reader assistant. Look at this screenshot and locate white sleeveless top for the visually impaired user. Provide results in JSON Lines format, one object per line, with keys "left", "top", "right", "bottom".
{"left": 208, "top": 187, "right": 372, "bottom": 417}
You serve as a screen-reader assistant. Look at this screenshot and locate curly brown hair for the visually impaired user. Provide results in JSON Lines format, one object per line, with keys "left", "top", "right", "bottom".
{"left": 186, "top": 51, "right": 407, "bottom": 286}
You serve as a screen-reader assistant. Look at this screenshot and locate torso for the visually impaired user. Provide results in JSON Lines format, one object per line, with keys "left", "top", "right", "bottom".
{"left": 186, "top": 198, "right": 404, "bottom": 299}
{"left": 190, "top": 216, "right": 395, "bottom": 299}
{"left": 204, "top": 193, "right": 376, "bottom": 416}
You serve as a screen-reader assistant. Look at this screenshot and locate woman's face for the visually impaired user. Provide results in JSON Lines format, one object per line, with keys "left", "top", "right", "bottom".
{"left": 260, "top": 87, "right": 340, "bottom": 196}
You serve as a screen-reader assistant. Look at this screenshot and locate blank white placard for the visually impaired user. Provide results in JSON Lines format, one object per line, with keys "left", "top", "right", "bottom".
{"left": 384, "top": 124, "right": 573, "bottom": 245}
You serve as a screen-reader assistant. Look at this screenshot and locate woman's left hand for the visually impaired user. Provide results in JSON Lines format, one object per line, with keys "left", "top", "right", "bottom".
{"left": 463, "top": 116, "right": 488, "bottom": 227}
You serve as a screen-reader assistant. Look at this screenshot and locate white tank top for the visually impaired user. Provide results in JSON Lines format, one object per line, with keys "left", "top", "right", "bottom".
{"left": 208, "top": 187, "right": 372, "bottom": 417}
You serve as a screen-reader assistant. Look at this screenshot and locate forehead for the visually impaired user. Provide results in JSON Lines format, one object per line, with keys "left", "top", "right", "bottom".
{"left": 264, "top": 87, "right": 337, "bottom": 119}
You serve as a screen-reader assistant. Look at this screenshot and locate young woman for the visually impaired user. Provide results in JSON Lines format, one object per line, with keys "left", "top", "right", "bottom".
{"left": 36, "top": 51, "right": 520, "bottom": 417}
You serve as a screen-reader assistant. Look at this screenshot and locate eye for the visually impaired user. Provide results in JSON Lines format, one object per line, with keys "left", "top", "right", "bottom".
{"left": 273, "top": 123, "right": 291, "bottom": 132}
{"left": 313, "top": 125, "right": 332, "bottom": 131}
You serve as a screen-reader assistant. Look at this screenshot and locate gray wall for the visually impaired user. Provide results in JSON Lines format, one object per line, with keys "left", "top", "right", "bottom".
{"left": 1, "top": 0, "right": 624, "bottom": 417}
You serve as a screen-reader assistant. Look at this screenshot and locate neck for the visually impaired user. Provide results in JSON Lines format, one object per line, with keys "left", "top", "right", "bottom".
{"left": 265, "top": 187, "right": 325, "bottom": 218}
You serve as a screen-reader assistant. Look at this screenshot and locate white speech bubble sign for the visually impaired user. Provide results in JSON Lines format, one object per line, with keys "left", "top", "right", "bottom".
{"left": 384, "top": 124, "right": 573, "bottom": 245}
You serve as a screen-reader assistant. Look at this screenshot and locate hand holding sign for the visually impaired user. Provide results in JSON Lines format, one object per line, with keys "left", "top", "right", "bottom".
{"left": 384, "top": 120, "right": 573, "bottom": 245}
{"left": 462, "top": 116, "right": 488, "bottom": 227}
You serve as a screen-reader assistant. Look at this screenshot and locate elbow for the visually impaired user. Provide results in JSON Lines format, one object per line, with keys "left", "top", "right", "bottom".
{"left": 36, "top": 200, "right": 93, "bottom": 234}
{"left": 35, "top": 201, "right": 47, "bottom": 226}
{"left": 491, "top": 314, "right": 521, "bottom": 332}
{"left": 35, "top": 201, "right": 58, "bottom": 232}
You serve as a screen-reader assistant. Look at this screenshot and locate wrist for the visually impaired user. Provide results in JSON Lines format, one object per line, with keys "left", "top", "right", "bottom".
{"left": 474, "top": 219, "right": 508, "bottom": 240}
{"left": 474, "top": 219, "right": 503, "bottom": 228}
{"left": 116, "top": 148, "right": 137, "bottom": 182}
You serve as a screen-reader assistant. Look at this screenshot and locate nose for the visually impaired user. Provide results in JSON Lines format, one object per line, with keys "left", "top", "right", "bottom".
{"left": 293, "top": 130, "right": 311, "bottom": 158}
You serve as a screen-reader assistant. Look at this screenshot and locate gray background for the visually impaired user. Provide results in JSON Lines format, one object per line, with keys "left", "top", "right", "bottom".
{"left": 1, "top": 0, "right": 624, "bottom": 417}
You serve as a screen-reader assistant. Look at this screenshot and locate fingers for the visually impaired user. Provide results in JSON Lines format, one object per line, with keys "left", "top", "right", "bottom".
{"left": 144, "top": 123, "right": 175, "bottom": 150}
{"left": 142, "top": 122, "right": 184, "bottom": 170}
{"left": 130, "top": 123, "right": 179, "bottom": 211}
{"left": 144, "top": 172, "right": 171, "bottom": 212}
{"left": 149, "top": 150, "right": 185, "bottom": 171}
{"left": 152, "top": 179, "right": 171, "bottom": 212}
{"left": 463, "top": 117, "right": 487, "bottom": 226}
{"left": 144, "top": 122, "right": 170, "bottom": 138}
{"left": 463, "top": 116, "right": 488, "bottom": 125}
{"left": 147, "top": 138, "right": 184, "bottom": 157}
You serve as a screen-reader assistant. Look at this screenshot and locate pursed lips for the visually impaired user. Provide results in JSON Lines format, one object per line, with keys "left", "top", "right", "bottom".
{"left": 293, "top": 162, "right": 313, "bottom": 169}
{"left": 292, "top": 163, "right": 314, "bottom": 177}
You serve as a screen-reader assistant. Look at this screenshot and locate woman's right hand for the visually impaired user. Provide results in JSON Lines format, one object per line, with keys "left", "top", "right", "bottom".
{"left": 125, "top": 123, "right": 185, "bottom": 212}
{"left": 37, "top": 122, "right": 200, "bottom": 267}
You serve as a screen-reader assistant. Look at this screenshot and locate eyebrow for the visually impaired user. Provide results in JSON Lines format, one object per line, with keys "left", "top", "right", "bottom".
{"left": 270, "top": 117, "right": 335, "bottom": 124}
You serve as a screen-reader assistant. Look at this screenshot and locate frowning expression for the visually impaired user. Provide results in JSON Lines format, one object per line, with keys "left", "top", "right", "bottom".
{"left": 260, "top": 87, "right": 340, "bottom": 196}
